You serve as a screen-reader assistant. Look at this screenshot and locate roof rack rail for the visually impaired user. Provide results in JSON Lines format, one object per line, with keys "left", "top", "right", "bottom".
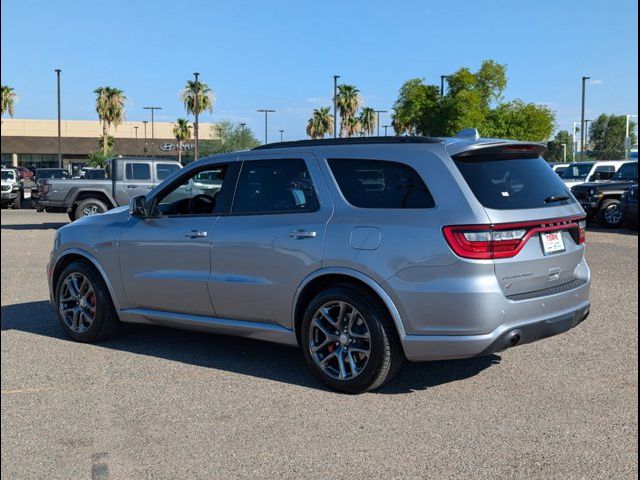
{"left": 252, "top": 136, "right": 442, "bottom": 150}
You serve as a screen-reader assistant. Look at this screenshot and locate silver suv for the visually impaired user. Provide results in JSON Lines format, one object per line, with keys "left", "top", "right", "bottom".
{"left": 47, "top": 131, "right": 591, "bottom": 393}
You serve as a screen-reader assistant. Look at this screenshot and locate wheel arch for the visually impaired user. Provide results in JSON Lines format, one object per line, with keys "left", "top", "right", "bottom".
{"left": 65, "top": 189, "right": 117, "bottom": 210}
{"left": 51, "top": 248, "right": 121, "bottom": 310}
{"left": 292, "top": 268, "right": 406, "bottom": 346}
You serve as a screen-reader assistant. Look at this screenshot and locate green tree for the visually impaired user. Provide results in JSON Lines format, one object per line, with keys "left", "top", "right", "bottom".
{"left": 336, "top": 84, "right": 361, "bottom": 137}
{"left": 197, "top": 121, "right": 260, "bottom": 157}
{"left": 484, "top": 100, "right": 555, "bottom": 141}
{"left": 94, "top": 86, "right": 126, "bottom": 155}
{"left": 181, "top": 80, "right": 215, "bottom": 144}
{"left": 172, "top": 118, "right": 192, "bottom": 164}
{"left": 359, "top": 107, "right": 377, "bottom": 136}
{"left": 345, "top": 116, "right": 361, "bottom": 137}
{"left": 86, "top": 150, "right": 109, "bottom": 168}
{"left": 1, "top": 85, "right": 17, "bottom": 118}
{"left": 545, "top": 130, "right": 574, "bottom": 163}
{"left": 306, "top": 107, "right": 334, "bottom": 139}
{"left": 589, "top": 114, "right": 637, "bottom": 160}
{"left": 390, "top": 60, "right": 555, "bottom": 141}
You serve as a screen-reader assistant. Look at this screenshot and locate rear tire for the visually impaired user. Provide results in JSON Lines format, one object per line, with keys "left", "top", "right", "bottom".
{"left": 75, "top": 198, "right": 108, "bottom": 219}
{"left": 55, "top": 261, "right": 120, "bottom": 342}
{"left": 300, "top": 284, "right": 403, "bottom": 393}
{"left": 598, "top": 199, "right": 623, "bottom": 228}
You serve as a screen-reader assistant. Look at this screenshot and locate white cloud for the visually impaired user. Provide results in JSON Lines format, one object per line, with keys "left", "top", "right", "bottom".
{"left": 589, "top": 79, "right": 604, "bottom": 85}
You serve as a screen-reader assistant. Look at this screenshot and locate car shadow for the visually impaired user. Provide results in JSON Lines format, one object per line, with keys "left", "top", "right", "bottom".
{"left": 0, "top": 222, "right": 67, "bottom": 231}
{"left": 586, "top": 226, "right": 638, "bottom": 236}
{"left": 1, "top": 301, "right": 500, "bottom": 394}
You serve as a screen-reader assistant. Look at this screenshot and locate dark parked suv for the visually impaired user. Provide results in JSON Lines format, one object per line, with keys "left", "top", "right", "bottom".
{"left": 571, "top": 161, "right": 638, "bottom": 228}
{"left": 48, "top": 132, "right": 590, "bottom": 393}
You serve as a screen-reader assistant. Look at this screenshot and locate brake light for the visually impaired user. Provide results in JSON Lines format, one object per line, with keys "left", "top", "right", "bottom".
{"left": 443, "top": 216, "right": 586, "bottom": 260}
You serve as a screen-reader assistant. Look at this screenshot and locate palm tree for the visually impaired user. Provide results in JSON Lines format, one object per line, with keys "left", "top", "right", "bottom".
{"left": 94, "top": 87, "right": 126, "bottom": 155}
{"left": 1, "top": 85, "right": 17, "bottom": 119}
{"left": 306, "top": 107, "right": 334, "bottom": 139}
{"left": 359, "top": 107, "right": 376, "bottom": 136}
{"left": 336, "top": 84, "right": 361, "bottom": 137}
{"left": 173, "top": 118, "right": 192, "bottom": 164}
{"left": 391, "top": 111, "right": 412, "bottom": 136}
{"left": 180, "top": 80, "right": 215, "bottom": 144}
{"left": 345, "top": 116, "right": 362, "bottom": 138}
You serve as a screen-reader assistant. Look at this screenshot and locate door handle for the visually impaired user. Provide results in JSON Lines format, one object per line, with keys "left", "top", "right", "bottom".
{"left": 126, "top": 185, "right": 138, "bottom": 189}
{"left": 184, "top": 230, "right": 208, "bottom": 238}
{"left": 289, "top": 229, "right": 317, "bottom": 239}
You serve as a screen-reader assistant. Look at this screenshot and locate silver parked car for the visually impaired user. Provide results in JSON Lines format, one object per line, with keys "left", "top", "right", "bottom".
{"left": 47, "top": 131, "right": 591, "bottom": 393}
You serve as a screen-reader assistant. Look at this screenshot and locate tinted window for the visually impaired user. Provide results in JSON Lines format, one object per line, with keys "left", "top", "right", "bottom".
{"left": 613, "top": 163, "right": 638, "bottom": 181}
{"left": 1, "top": 170, "right": 15, "bottom": 181}
{"left": 232, "top": 159, "right": 319, "bottom": 214}
{"left": 454, "top": 156, "right": 576, "bottom": 210}
{"left": 125, "top": 163, "right": 151, "bottom": 180}
{"left": 328, "top": 159, "right": 434, "bottom": 209}
{"left": 155, "top": 165, "right": 230, "bottom": 216}
{"left": 560, "top": 163, "right": 594, "bottom": 180}
{"left": 156, "top": 163, "right": 181, "bottom": 181}
{"left": 38, "top": 169, "right": 71, "bottom": 179}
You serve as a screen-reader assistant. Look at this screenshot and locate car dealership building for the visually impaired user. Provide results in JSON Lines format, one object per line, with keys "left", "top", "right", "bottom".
{"left": 1, "top": 118, "right": 218, "bottom": 172}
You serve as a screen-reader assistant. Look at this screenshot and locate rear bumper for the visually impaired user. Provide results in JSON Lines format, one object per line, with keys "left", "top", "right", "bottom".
{"left": 401, "top": 301, "right": 590, "bottom": 362}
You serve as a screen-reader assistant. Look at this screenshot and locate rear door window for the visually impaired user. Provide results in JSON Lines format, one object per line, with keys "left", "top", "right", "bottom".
{"left": 328, "top": 159, "right": 434, "bottom": 208}
{"left": 156, "top": 163, "right": 181, "bottom": 181}
{"left": 125, "top": 163, "right": 151, "bottom": 181}
{"left": 232, "top": 158, "right": 319, "bottom": 214}
{"left": 453, "top": 156, "right": 576, "bottom": 210}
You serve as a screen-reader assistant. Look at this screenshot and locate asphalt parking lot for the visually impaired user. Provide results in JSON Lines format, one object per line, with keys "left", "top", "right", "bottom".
{"left": 1, "top": 209, "right": 637, "bottom": 479}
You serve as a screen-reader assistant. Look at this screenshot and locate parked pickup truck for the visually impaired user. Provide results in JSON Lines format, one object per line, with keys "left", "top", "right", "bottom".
{"left": 571, "top": 160, "right": 638, "bottom": 228}
{"left": 36, "top": 157, "right": 182, "bottom": 221}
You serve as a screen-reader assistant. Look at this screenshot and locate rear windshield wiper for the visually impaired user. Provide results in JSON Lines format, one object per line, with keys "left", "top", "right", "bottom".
{"left": 544, "top": 194, "right": 571, "bottom": 204}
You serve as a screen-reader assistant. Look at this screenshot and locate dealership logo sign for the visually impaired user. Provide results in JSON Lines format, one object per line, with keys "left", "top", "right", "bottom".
{"left": 159, "top": 143, "right": 195, "bottom": 152}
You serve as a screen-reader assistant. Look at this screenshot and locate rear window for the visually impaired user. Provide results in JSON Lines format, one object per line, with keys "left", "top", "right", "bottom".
{"left": 328, "top": 159, "right": 434, "bottom": 209}
{"left": 560, "top": 163, "right": 594, "bottom": 180}
{"left": 453, "top": 156, "right": 575, "bottom": 210}
{"left": 613, "top": 162, "right": 638, "bottom": 181}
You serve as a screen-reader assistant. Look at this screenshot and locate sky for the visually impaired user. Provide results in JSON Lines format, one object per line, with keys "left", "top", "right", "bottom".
{"left": 1, "top": 0, "right": 638, "bottom": 142}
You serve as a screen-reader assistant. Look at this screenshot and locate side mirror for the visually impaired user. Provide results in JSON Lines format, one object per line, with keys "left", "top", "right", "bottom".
{"left": 129, "top": 195, "right": 147, "bottom": 218}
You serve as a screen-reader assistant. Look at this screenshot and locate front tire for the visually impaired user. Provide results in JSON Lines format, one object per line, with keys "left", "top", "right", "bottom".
{"left": 300, "top": 285, "right": 403, "bottom": 393}
{"left": 598, "top": 199, "right": 623, "bottom": 228}
{"left": 75, "top": 198, "right": 108, "bottom": 219}
{"left": 55, "top": 261, "right": 120, "bottom": 342}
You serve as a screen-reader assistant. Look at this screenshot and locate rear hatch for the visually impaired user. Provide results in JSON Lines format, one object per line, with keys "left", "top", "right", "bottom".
{"left": 447, "top": 144, "right": 587, "bottom": 297}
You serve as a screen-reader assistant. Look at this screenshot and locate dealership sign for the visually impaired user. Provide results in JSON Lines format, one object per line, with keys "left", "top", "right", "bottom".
{"left": 159, "top": 143, "right": 195, "bottom": 152}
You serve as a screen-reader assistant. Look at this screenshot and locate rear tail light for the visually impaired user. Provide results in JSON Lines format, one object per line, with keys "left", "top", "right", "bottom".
{"left": 443, "top": 216, "right": 586, "bottom": 260}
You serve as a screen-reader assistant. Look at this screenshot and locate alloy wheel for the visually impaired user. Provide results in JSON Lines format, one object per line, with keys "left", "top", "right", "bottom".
{"left": 82, "top": 204, "right": 102, "bottom": 216}
{"left": 58, "top": 272, "right": 96, "bottom": 333}
{"left": 308, "top": 301, "right": 371, "bottom": 381}
{"left": 604, "top": 204, "right": 622, "bottom": 225}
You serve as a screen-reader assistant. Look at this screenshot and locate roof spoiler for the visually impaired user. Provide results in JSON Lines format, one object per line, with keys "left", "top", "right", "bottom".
{"left": 453, "top": 143, "right": 547, "bottom": 160}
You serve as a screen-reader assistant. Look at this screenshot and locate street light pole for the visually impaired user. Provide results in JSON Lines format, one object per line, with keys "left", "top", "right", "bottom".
{"left": 143, "top": 106, "right": 162, "bottom": 140}
{"left": 142, "top": 121, "right": 148, "bottom": 155}
{"left": 626, "top": 114, "right": 638, "bottom": 159}
{"left": 561, "top": 143, "right": 567, "bottom": 163}
{"left": 279, "top": 129, "right": 284, "bottom": 142}
{"left": 440, "top": 75, "right": 449, "bottom": 97}
{"left": 584, "top": 119, "right": 592, "bottom": 157}
{"left": 134, "top": 126, "right": 139, "bottom": 140}
{"left": 375, "top": 110, "right": 387, "bottom": 137}
{"left": 257, "top": 109, "right": 275, "bottom": 144}
{"left": 580, "top": 76, "right": 590, "bottom": 161}
{"left": 382, "top": 125, "right": 391, "bottom": 136}
{"left": 333, "top": 75, "right": 340, "bottom": 138}
{"left": 55, "top": 69, "right": 62, "bottom": 168}
{"left": 193, "top": 72, "right": 200, "bottom": 161}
